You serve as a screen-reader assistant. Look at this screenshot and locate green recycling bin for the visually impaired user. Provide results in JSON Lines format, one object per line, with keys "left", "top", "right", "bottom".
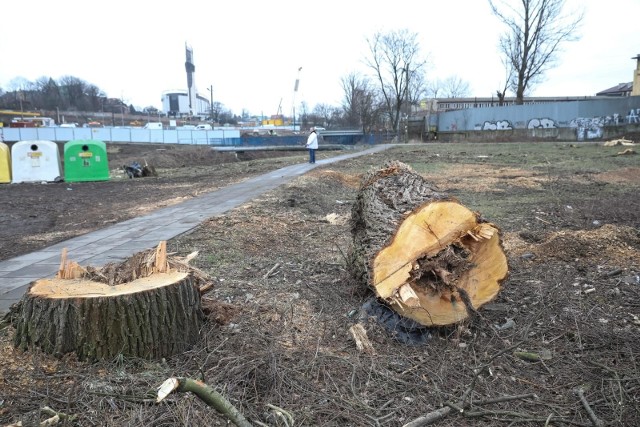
{"left": 64, "top": 140, "right": 110, "bottom": 182}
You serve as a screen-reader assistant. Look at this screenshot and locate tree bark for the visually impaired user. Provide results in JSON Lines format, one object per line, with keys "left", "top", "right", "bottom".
{"left": 13, "top": 271, "right": 204, "bottom": 361}
{"left": 349, "top": 161, "right": 508, "bottom": 327}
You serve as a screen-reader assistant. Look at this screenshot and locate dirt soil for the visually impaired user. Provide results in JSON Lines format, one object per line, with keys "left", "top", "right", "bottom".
{"left": 0, "top": 143, "right": 318, "bottom": 261}
{"left": 1, "top": 141, "right": 639, "bottom": 426}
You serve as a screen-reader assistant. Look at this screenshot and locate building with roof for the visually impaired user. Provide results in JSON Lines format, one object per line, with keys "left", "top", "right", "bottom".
{"left": 428, "top": 54, "right": 640, "bottom": 113}
{"left": 595, "top": 54, "right": 640, "bottom": 97}
{"left": 596, "top": 82, "right": 633, "bottom": 97}
{"left": 160, "top": 44, "right": 212, "bottom": 119}
{"left": 161, "top": 90, "right": 210, "bottom": 118}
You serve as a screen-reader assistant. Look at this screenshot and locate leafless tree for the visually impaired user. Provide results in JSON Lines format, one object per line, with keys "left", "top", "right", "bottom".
{"left": 496, "top": 56, "right": 514, "bottom": 106}
{"left": 340, "top": 72, "right": 382, "bottom": 132}
{"left": 406, "top": 71, "right": 428, "bottom": 108}
{"left": 33, "top": 77, "right": 63, "bottom": 110}
{"left": 6, "top": 77, "right": 31, "bottom": 93}
{"left": 489, "top": 0, "right": 583, "bottom": 104}
{"left": 299, "top": 101, "right": 310, "bottom": 130}
{"left": 437, "top": 76, "right": 472, "bottom": 98}
{"left": 341, "top": 72, "right": 365, "bottom": 127}
{"left": 365, "top": 29, "right": 428, "bottom": 132}
{"left": 426, "top": 75, "right": 471, "bottom": 100}
{"left": 312, "top": 103, "right": 336, "bottom": 128}
{"left": 210, "top": 101, "right": 224, "bottom": 123}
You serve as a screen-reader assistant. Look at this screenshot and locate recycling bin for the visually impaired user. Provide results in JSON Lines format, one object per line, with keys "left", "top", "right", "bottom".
{"left": 64, "top": 140, "right": 110, "bottom": 182}
{"left": 11, "top": 140, "right": 62, "bottom": 183}
{"left": 0, "top": 142, "right": 10, "bottom": 183}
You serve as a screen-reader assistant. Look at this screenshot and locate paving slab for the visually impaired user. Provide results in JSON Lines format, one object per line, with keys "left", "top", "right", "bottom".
{"left": 0, "top": 144, "right": 392, "bottom": 313}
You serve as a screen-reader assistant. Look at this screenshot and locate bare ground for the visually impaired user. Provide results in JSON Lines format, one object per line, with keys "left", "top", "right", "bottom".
{"left": 0, "top": 143, "right": 322, "bottom": 261}
{"left": 1, "top": 141, "right": 639, "bottom": 426}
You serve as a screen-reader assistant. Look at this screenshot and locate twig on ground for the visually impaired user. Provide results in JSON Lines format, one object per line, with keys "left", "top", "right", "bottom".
{"left": 575, "top": 388, "right": 605, "bottom": 427}
{"left": 465, "top": 411, "right": 593, "bottom": 426}
{"left": 590, "top": 360, "right": 625, "bottom": 405}
{"left": 266, "top": 403, "right": 294, "bottom": 427}
{"left": 402, "top": 342, "right": 525, "bottom": 427}
{"left": 263, "top": 262, "right": 281, "bottom": 279}
{"left": 473, "top": 393, "right": 536, "bottom": 405}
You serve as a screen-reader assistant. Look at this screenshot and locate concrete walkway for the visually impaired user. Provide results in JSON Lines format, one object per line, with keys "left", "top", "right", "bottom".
{"left": 0, "top": 144, "right": 392, "bottom": 313}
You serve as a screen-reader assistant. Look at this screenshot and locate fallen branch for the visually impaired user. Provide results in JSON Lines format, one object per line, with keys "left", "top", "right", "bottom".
{"left": 402, "top": 406, "right": 452, "bottom": 427}
{"left": 349, "top": 323, "right": 376, "bottom": 354}
{"left": 616, "top": 148, "right": 636, "bottom": 156}
{"left": 604, "top": 138, "right": 635, "bottom": 146}
{"left": 157, "top": 377, "right": 251, "bottom": 427}
{"left": 575, "top": 388, "right": 605, "bottom": 427}
{"left": 263, "top": 262, "right": 281, "bottom": 279}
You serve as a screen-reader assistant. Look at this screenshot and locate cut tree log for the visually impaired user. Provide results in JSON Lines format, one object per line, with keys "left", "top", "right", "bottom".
{"left": 348, "top": 161, "right": 508, "bottom": 327}
{"left": 13, "top": 242, "right": 205, "bottom": 361}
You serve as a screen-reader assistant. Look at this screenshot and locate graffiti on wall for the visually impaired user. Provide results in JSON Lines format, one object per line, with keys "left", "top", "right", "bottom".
{"left": 571, "top": 117, "right": 604, "bottom": 140}
{"left": 461, "top": 105, "right": 640, "bottom": 138}
{"left": 474, "top": 120, "right": 512, "bottom": 131}
{"left": 527, "top": 118, "right": 557, "bottom": 129}
{"left": 569, "top": 109, "right": 640, "bottom": 140}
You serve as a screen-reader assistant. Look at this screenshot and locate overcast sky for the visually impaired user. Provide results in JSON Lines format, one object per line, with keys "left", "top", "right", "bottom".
{"left": 1, "top": 0, "right": 638, "bottom": 117}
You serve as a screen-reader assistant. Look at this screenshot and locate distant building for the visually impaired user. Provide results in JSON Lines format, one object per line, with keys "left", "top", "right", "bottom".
{"left": 433, "top": 96, "right": 590, "bottom": 112}
{"left": 430, "top": 54, "right": 640, "bottom": 112}
{"left": 160, "top": 44, "right": 212, "bottom": 119}
{"left": 161, "top": 90, "right": 210, "bottom": 118}
{"left": 593, "top": 55, "right": 640, "bottom": 97}
{"left": 596, "top": 82, "right": 633, "bottom": 97}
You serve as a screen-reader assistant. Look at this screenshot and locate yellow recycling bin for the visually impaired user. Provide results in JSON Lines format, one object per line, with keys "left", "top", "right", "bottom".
{"left": 0, "top": 142, "right": 10, "bottom": 183}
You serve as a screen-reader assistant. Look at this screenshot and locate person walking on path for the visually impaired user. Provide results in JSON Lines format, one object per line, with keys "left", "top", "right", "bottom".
{"left": 306, "top": 127, "right": 318, "bottom": 163}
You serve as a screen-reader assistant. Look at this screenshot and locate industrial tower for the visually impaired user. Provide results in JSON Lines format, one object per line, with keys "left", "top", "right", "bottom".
{"left": 185, "top": 44, "right": 196, "bottom": 116}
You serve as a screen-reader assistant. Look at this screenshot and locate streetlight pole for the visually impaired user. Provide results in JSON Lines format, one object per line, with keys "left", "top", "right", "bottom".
{"left": 293, "top": 67, "right": 302, "bottom": 131}
{"left": 207, "top": 85, "right": 213, "bottom": 122}
{"left": 18, "top": 90, "right": 24, "bottom": 119}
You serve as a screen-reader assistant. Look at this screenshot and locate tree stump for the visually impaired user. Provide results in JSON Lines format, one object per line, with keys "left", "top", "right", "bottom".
{"left": 13, "top": 243, "right": 205, "bottom": 361}
{"left": 349, "top": 161, "right": 508, "bottom": 327}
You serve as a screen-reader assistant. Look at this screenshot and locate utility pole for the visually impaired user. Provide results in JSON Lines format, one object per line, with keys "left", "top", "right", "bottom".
{"left": 18, "top": 90, "right": 24, "bottom": 119}
{"left": 207, "top": 85, "right": 214, "bottom": 122}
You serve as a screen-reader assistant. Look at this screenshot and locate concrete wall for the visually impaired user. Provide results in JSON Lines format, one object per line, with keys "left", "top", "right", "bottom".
{"left": 434, "top": 96, "right": 640, "bottom": 142}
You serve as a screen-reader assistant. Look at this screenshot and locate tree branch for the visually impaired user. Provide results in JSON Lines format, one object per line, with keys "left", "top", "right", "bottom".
{"left": 157, "top": 377, "right": 252, "bottom": 427}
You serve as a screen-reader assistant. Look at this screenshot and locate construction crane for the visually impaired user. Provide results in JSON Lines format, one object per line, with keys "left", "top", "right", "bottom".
{"left": 261, "top": 98, "right": 285, "bottom": 126}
